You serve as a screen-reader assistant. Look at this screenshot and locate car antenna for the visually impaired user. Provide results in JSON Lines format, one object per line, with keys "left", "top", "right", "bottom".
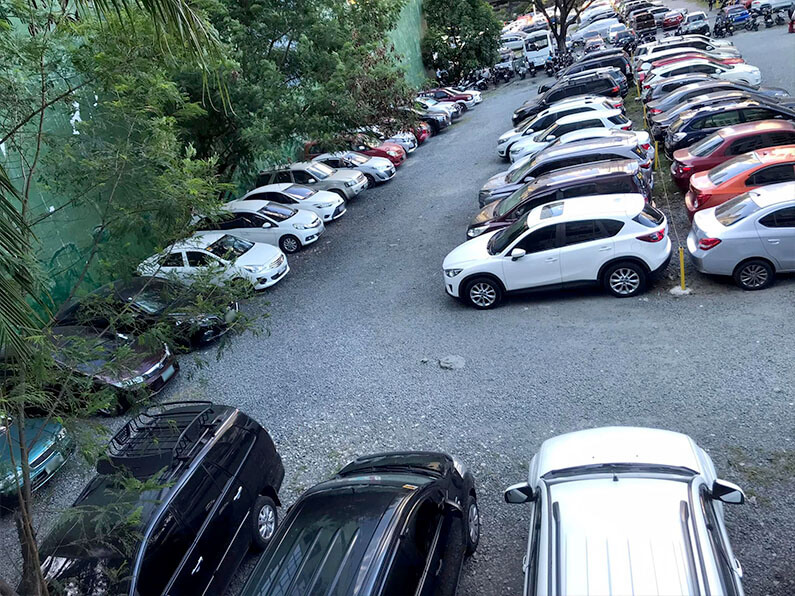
{"left": 612, "top": 473, "right": 619, "bottom": 482}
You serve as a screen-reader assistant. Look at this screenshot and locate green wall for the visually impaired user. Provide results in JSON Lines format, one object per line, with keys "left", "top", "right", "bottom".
{"left": 389, "top": 0, "right": 428, "bottom": 88}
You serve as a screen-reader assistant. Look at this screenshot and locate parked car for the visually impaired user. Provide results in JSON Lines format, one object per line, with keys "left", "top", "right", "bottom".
{"left": 0, "top": 415, "right": 73, "bottom": 506}
{"left": 415, "top": 96, "right": 459, "bottom": 120}
{"left": 513, "top": 76, "right": 624, "bottom": 125}
{"left": 39, "top": 401, "right": 284, "bottom": 595}
{"left": 638, "top": 41, "right": 742, "bottom": 69}
{"left": 750, "top": 0, "right": 794, "bottom": 11}
{"left": 650, "top": 90, "right": 761, "bottom": 140}
{"left": 313, "top": 151, "right": 395, "bottom": 187}
{"left": 137, "top": 231, "right": 289, "bottom": 291}
{"left": 647, "top": 5, "right": 670, "bottom": 25}
{"left": 348, "top": 135, "right": 407, "bottom": 167}
{"left": 419, "top": 87, "right": 477, "bottom": 111}
{"left": 646, "top": 80, "right": 790, "bottom": 119}
{"left": 195, "top": 200, "right": 324, "bottom": 254}
{"left": 665, "top": 101, "right": 795, "bottom": 155}
{"left": 365, "top": 126, "right": 419, "bottom": 154}
{"left": 542, "top": 66, "right": 628, "bottom": 96}
{"left": 642, "top": 60, "right": 762, "bottom": 90}
{"left": 687, "top": 182, "right": 795, "bottom": 290}
{"left": 722, "top": 4, "right": 751, "bottom": 23}
{"left": 49, "top": 325, "right": 178, "bottom": 412}
{"left": 607, "top": 22, "right": 629, "bottom": 42}
{"left": 444, "top": 194, "right": 670, "bottom": 308}
{"left": 571, "top": 17, "right": 620, "bottom": 44}
{"left": 240, "top": 451, "right": 479, "bottom": 596}
{"left": 446, "top": 86, "right": 483, "bottom": 104}
{"left": 498, "top": 98, "right": 622, "bottom": 159}
{"left": 559, "top": 52, "right": 633, "bottom": 82}
{"left": 662, "top": 9, "right": 686, "bottom": 29}
{"left": 485, "top": 133, "right": 649, "bottom": 206}
{"left": 54, "top": 277, "right": 238, "bottom": 348}
{"left": 685, "top": 145, "right": 795, "bottom": 216}
{"left": 240, "top": 183, "right": 346, "bottom": 222}
{"left": 406, "top": 106, "right": 451, "bottom": 134}
{"left": 632, "top": 11, "right": 658, "bottom": 37}
{"left": 510, "top": 128, "right": 654, "bottom": 164}
{"left": 256, "top": 161, "right": 367, "bottom": 202}
{"left": 641, "top": 73, "right": 715, "bottom": 103}
{"left": 638, "top": 52, "right": 745, "bottom": 83}
{"left": 504, "top": 426, "right": 746, "bottom": 595}
{"left": 671, "top": 120, "right": 795, "bottom": 190}
{"left": 634, "top": 35, "right": 734, "bottom": 66}
{"left": 468, "top": 160, "right": 651, "bottom": 239}
{"left": 677, "top": 11, "right": 711, "bottom": 34}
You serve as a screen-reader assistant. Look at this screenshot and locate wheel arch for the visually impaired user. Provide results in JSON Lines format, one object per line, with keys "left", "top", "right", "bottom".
{"left": 261, "top": 485, "right": 281, "bottom": 507}
{"left": 460, "top": 272, "right": 507, "bottom": 294}
{"left": 733, "top": 255, "right": 777, "bottom": 275}
{"left": 597, "top": 256, "right": 651, "bottom": 282}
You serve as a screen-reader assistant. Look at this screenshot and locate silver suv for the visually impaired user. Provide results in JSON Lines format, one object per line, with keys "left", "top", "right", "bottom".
{"left": 257, "top": 161, "right": 367, "bottom": 201}
{"left": 505, "top": 426, "right": 746, "bottom": 596}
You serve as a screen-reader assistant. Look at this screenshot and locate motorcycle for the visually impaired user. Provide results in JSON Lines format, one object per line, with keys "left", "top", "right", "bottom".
{"left": 712, "top": 19, "right": 728, "bottom": 36}
{"left": 774, "top": 9, "right": 787, "bottom": 24}
{"left": 545, "top": 56, "right": 555, "bottom": 77}
{"left": 745, "top": 14, "right": 759, "bottom": 29}
{"left": 528, "top": 62, "right": 537, "bottom": 78}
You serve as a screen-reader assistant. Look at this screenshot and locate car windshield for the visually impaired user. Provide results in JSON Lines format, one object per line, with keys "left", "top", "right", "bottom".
{"left": 708, "top": 153, "right": 760, "bottom": 185}
{"left": 345, "top": 152, "right": 369, "bottom": 165}
{"left": 259, "top": 203, "right": 296, "bottom": 221}
{"left": 689, "top": 13, "right": 705, "bottom": 20}
{"left": 306, "top": 163, "right": 333, "bottom": 179}
{"left": 507, "top": 156, "right": 539, "bottom": 183}
{"left": 715, "top": 193, "right": 761, "bottom": 226}
{"left": 689, "top": 133, "right": 724, "bottom": 157}
{"left": 497, "top": 182, "right": 541, "bottom": 217}
{"left": 206, "top": 235, "right": 253, "bottom": 260}
{"left": 487, "top": 216, "right": 529, "bottom": 255}
{"left": 284, "top": 185, "right": 316, "bottom": 200}
{"left": 131, "top": 292, "right": 166, "bottom": 315}
{"left": 422, "top": 97, "right": 439, "bottom": 106}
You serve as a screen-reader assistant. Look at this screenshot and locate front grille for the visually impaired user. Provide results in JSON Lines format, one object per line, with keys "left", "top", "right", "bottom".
{"left": 270, "top": 254, "right": 285, "bottom": 269}
{"left": 356, "top": 173, "right": 365, "bottom": 183}
{"left": 333, "top": 204, "right": 345, "bottom": 216}
{"left": 30, "top": 444, "right": 57, "bottom": 468}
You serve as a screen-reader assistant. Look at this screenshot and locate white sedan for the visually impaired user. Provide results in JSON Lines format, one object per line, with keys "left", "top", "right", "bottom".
{"left": 643, "top": 59, "right": 762, "bottom": 89}
{"left": 137, "top": 231, "right": 289, "bottom": 291}
{"left": 240, "top": 183, "right": 346, "bottom": 222}
{"left": 195, "top": 200, "right": 324, "bottom": 254}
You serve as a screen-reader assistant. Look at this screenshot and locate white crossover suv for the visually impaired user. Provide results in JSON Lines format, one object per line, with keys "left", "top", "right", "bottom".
{"left": 504, "top": 426, "right": 746, "bottom": 596}
{"left": 443, "top": 194, "right": 671, "bottom": 308}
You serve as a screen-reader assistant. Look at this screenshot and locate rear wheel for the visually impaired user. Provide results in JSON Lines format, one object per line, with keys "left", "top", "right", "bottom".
{"left": 603, "top": 262, "right": 647, "bottom": 297}
{"left": 279, "top": 234, "right": 301, "bottom": 254}
{"left": 733, "top": 259, "right": 773, "bottom": 291}
{"left": 251, "top": 495, "right": 278, "bottom": 550}
{"left": 465, "top": 495, "right": 480, "bottom": 555}
{"left": 463, "top": 276, "right": 503, "bottom": 309}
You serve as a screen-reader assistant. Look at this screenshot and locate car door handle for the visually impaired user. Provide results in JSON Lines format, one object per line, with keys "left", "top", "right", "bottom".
{"left": 598, "top": 246, "right": 612, "bottom": 251}
{"left": 766, "top": 239, "right": 780, "bottom": 244}
{"left": 545, "top": 257, "right": 558, "bottom": 262}
{"left": 191, "top": 557, "right": 203, "bottom": 575}
{"left": 233, "top": 486, "right": 243, "bottom": 501}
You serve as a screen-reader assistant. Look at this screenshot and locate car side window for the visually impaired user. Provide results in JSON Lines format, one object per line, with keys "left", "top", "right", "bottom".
{"left": 243, "top": 191, "right": 267, "bottom": 202}
{"left": 741, "top": 108, "right": 780, "bottom": 123}
{"left": 564, "top": 183, "right": 597, "bottom": 198}
{"left": 746, "top": 164, "right": 795, "bottom": 186}
{"left": 727, "top": 137, "right": 762, "bottom": 156}
{"left": 186, "top": 251, "right": 216, "bottom": 267}
{"left": 768, "top": 131, "right": 795, "bottom": 146}
{"left": 243, "top": 213, "right": 269, "bottom": 227}
{"left": 161, "top": 252, "right": 185, "bottom": 268}
{"left": 203, "top": 426, "right": 256, "bottom": 478}
{"left": 273, "top": 171, "right": 292, "bottom": 184}
{"left": 578, "top": 119, "right": 603, "bottom": 129}
{"left": 759, "top": 206, "right": 795, "bottom": 228}
{"left": 702, "top": 111, "right": 742, "bottom": 129}
{"left": 214, "top": 215, "right": 248, "bottom": 230}
{"left": 517, "top": 225, "right": 558, "bottom": 253}
{"left": 597, "top": 219, "right": 625, "bottom": 237}
{"left": 292, "top": 170, "right": 315, "bottom": 184}
{"left": 137, "top": 508, "right": 194, "bottom": 595}
{"left": 562, "top": 220, "right": 601, "bottom": 246}
{"left": 255, "top": 173, "right": 273, "bottom": 187}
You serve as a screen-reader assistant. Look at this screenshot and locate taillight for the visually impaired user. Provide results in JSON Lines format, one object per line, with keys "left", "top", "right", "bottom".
{"left": 641, "top": 143, "right": 651, "bottom": 151}
{"left": 611, "top": 86, "right": 619, "bottom": 93}
{"left": 698, "top": 237, "right": 721, "bottom": 250}
{"left": 640, "top": 160, "right": 651, "bottom": 168}
{"left": 621, "top": 123, "right": 632, "bottom": 130}
{"left": 637, "top": 229, "right": 666, "bottom": 242}
{"left": 649, "top": 108, "right": 662, "bottom": 114}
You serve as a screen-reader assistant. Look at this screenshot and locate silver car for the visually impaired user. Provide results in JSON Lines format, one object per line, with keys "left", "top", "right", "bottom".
{"left": 257, "top": 161, "right": 367, "bottom": 201}
{"left": 505, "top": 426, "right": 746, "bottom": 596}
{"left": 312, "top": 151, "right": 396, "bottom": 187}
{"left": 687, "top": 182, "right": 795, "bottom": 290}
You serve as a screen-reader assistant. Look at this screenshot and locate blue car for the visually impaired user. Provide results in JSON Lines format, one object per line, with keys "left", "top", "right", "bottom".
{"left": 723, "top": 5, "right": 750, "bottom": 22}
{"left": 0, "top": 416, "right": 74, "bottom": 505}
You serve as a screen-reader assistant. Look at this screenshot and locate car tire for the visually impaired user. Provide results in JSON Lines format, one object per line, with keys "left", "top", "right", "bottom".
{"left": 363, "top": 173, "right": 376, "bottom": 188}
{"left": 463, "top": 276, "right": 503, "bottom": 309}
{"left": 603, "top": 261, "right": 647, "bottom": 297}
{"left": 251, "top": 495, "right": 278, "bottom": 551}
{"left": 464, "top": 495, "right": 480, "bottom": 555}
{"left": 331, "top": 189, "right": 347, "bottom": 201}
{"left": 733, "top": 259, "right": 774, "bottom": 291}
{"left": 457, "top": 102, "right": 469, "bottom": 112}
{"left": 279, "top": 235, "right": 301, "bottom": 254}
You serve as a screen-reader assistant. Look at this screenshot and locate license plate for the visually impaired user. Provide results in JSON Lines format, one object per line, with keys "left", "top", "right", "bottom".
{"left": 44, "top": 452, "right": 65, "bottom": 474}
{"left": 161, "top": 364, "right": 175, "bottom": 383}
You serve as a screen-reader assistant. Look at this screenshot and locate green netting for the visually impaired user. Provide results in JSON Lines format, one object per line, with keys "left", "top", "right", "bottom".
{"left": 389, "top": 0, "right": 428, "bottom": 88}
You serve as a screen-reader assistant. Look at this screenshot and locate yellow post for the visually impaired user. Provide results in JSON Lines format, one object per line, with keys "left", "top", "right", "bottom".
{"left": 654, "top": 140, "right": 659, "bottom": 171}
{"left": 679, "top": 246, "right": 686, "bottom": 290}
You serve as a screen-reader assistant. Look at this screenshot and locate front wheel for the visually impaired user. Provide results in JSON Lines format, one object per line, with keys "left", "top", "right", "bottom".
{"left": 251, "top": 495, "right": 278, "bottom": 550}
{"left": 733, "top": 259, "right": 774, "bottom": 291}
{"left": 363, "top": 173, "right": 376, "bottom": 188}
{"left": 457, "top": 102, "right": 469, "bottom": 112}
{"left": 465, "top": 496, "right": 480, "bottom": 555}
{"left": 463, "top": 276, "right": 503, "bottom": 309}
{"left": 603, "top": 262, "right": 647, "bottom": 297}
{"left": 279, "top": 234, "right": 301, "bottom": 254}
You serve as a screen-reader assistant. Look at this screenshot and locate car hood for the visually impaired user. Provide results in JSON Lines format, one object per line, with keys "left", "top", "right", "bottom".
{"left": 379, "top": 142, "right": 405, "bottom": 154}
{"left": 303, "top": 189, "right": 342, "bottom": 204}
{"left": 41, "top": 553, "right": 129, "bottom": 596}
{"left": 235, "top": 243, "right": 282, "bottom": 268}
{"left": 0, "top": 419, "right": 61, "bottom": 468}
{"left": 290, "top": 209, "right": 322, "bottom": 226}
{"left": 516, "top": 97, "right": 543, "bottom": 115}
{"left": 443, "top": 232, "right": 498, "bottom": 269}
{"left": 471, "top": 201, "right": 500, "bottom": 226}
{"left": 482, "top": 171, "right": 511, "bottom": 193}
{"left": 328, "top": 170, "right": 360, "bottom": 183}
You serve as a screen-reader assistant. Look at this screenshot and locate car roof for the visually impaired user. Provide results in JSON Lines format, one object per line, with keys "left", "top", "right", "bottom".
{"left": 289, "top": 161, "right": 318, "bottom": 169}
{"left": 169, "top": 231, "right": 227, "bottom": 251}
{"left": 535, "top": 427, "right": 703, "bottom": 477}
{"left": 747, "top": 181, "right": 795, "bottom": 207}
{"left": 243, "top": 183, "right": 293, "bottom": 196}
{"left": 526, "top": 194, "right": 645, "bottom": 226}
{"left": 223, "top": 199, "right": 272, "bottom": 213}
{"left": 533, "top": 159, "right": 639, "bottom": 188}
{"left": 754, "top": 144, "right": 795, "bottom": 163}
{"left": 540, "top": 97, "right": 609, "bottom": 114}
{"left": 679, "top": 99, "right": 777, "bottom": 120}
{"left": 540, "top": 127, "right": 630, "bottom": 148}
{"left": 717, "top": 119, "right": 795, "bottom": 138}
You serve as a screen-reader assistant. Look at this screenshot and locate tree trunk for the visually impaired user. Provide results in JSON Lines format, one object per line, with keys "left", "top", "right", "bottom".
{"left": 0, "top": 577, "right": 20, "bottom": 596}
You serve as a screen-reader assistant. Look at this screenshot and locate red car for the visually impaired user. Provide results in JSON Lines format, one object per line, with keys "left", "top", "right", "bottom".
{"left": 671, "top": 120, "right": 795, "bottom": 191}
{"left": 414, "top": 121, "right": 431, "bottom": 144}
{"left": 638, "top": 53, "right": 744, "bottom": 82}
{"left": 418, "top": 88, "right": 476, "bottom": 111}
{"left": 662, "top": 9, "right": 685, "bottom": 29}
{"left": 305, "top": 136, "right": 406, "bottom": 167}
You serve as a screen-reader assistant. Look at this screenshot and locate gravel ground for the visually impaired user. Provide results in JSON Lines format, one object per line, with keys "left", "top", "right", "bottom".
{"left": 2, "top": 31, "right": 795, "bottom": 596}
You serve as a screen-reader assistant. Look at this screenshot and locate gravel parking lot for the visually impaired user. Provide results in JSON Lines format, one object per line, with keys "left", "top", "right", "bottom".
{"left": 2, "top": 28, "right": 794, "bottom": 595}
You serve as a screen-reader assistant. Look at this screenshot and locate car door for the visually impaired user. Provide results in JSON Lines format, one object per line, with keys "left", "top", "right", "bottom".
{"left": 745, "top": 163, "right": 795, "bottom": 189}
{"left": 756, "top": 206, "right": 795, "bottom": 269}
{"left": 226, "top": 213, "right": 278, "bottom": 245}
{"left": 500, "top": 223, "right": 562, "bottom": 291}
{"left": 741, "top": 107, "right": 789, "bottom": 124}
{"left": 559, "top": 219, "right": 614, "bottom": 282}
{"left": 158, "top": 251, "right": 188, "bottom": 279}
{"left": 185, "top": 250, "right": 229, "bottom": 284}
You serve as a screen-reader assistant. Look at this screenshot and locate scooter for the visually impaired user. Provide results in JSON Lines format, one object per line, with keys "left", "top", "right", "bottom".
{"left": 763, "top": 9, "right": 774, "bottom": 26}
{"left": 774, "top": 9, "right": 787, "bottom": 24}
{"left": 528, "top": 62, "right": 537, "bottom": 78}
{"left": 712, "top": 19, "right": 728, "bottom": 37}
{"left": 745, "top": 14, "right": 759, "bottom": 29}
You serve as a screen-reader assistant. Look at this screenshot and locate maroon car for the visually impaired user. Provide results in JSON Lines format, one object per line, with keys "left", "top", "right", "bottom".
{"left": 50, "top": 325, "right": 178, "bottom": 413}
{"left": 670, "top": 120, "right": 795, "bottom": 191}
{"left": 662, "top": 9, "right": 685, "bottom": 30}
{"left": 418, "top": 88, "right": 476, "bottom": 111}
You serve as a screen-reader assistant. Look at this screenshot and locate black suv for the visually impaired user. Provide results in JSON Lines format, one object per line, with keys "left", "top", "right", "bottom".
{"left": 468, "top": 159, "right": 651, "bottom": 238}
{"left": 240, "top": 451, "right": 479, "bottom": 596}
{"left": 513, "top": 72, "right": 621, "bottom": 126}
{"left": 39, "top": 402, "right": 284, "bottom": 595}
{"left": 560, "top": 51, "right": 633, "bottom": 82}
{"left": 664, "top": 100, "right": 795, "bottom": 155}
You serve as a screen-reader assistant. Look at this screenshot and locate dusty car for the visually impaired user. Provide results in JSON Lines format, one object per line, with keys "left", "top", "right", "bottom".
{"left": 313, "top": 151, "right": 396, "bottom": 186}
{"left": 256, "top": 161, "right": 367, "bottom": 201}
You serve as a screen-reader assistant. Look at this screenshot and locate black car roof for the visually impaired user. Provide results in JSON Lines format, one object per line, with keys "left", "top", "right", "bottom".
{"left": 679, "top": 99, "right": 791, "bottom": 123}
{"left": 531, "top": 159, "right": 640, "bottom": 190}
{"left": 536, "top": 136, "right": 632, "bottom": 160}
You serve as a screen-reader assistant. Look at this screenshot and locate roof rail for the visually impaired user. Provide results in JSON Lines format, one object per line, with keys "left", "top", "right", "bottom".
{"left": 97, "top": 401, "right": 216, "bottom": 478}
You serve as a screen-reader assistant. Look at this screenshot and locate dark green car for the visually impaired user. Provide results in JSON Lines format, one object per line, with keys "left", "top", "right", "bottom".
{"left": 0, "top": 415, "right": 74, "bottom": 505}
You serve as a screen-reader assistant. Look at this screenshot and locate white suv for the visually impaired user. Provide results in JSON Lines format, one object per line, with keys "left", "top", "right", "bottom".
{"left": 504, "top": 427, "right": 746, "bottom": 596}
{"left": 442, "top": 194, "right": 671, "bottom": 308}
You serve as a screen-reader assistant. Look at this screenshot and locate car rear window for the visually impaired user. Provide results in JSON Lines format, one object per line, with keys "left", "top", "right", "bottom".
{"left": 259, "top": 203, "right": 296, "bottom": 221}
{"left": 715, "top": 193, "right": 761, "bottom": 226}
{"left": 633, "top": 203, "right": 665, "bottom": 227}
{"left": 690, "top": 134, "right": 723, "bottom": 157}
{"left": 707, "top": 153, "right": 761, "bottom": 185}
{"left": 608, "top": 114, "right": 629, "bottom": 125}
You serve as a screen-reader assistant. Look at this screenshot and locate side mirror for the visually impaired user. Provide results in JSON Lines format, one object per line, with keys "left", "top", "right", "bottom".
{"left": 307, "top": 178, "right": 316, "bottom": 184}
{"left": 538, "top": 84, "right": 550, "bottom": 93}
{"left": 712, "top": 479, "right": 745, "bottom": 504}
{"left": 262, "top": 222, "right": 273, "bottom": 228}
{"left": 504, "top": 482, "right": 535, "bottom": 504}
{"left": 546, "top": 134, "right": 556, "bottom": 141}
{"left": 510, "top": 247, "right": 527, "bottom": 261}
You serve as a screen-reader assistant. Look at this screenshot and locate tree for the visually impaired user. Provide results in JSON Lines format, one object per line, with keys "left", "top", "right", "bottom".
{"left": 531, "top": 0, "right": 585, "bottom": 54}
{"left": 421, "top": 0, "right": 502, "bottom": 85}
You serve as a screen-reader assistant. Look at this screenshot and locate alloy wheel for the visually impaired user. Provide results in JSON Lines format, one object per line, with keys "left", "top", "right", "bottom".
{"left": 258, "top": 503, "right": 276, "bottom": 541}
{"left": 468, "top": 502, "right": 480, "bottom": 544}
{"left": 609, "top": 268, "right": 641, "bottom": 295}
{"left": 282, "top": 236, "right": 300, "bottom": 253}
{"left": 740, "top": 264, "right": 768, "bottom": 288}
{"left": 470, "top": 282, "right": 496, "bottom": 307}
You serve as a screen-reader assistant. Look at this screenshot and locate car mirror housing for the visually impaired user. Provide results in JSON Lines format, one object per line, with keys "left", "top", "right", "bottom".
{"left": 510, "top": 248, "right": 527, "bottom": 261}
{"left": 538, "top": 84, "right": 550, "bottom": 93}
{"left": 504, "top": 482, "right": 535, "bottom": 504}
{"left": 712, "top": 479, "right": 745, "bottom": 504}
{"left": 444, "top": 499, "right": 465, "bottom": 517}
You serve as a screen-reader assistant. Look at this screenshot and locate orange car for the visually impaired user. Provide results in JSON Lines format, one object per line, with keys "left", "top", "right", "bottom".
{"left": 685, "top": 145, "right": 795, "bottom": 218}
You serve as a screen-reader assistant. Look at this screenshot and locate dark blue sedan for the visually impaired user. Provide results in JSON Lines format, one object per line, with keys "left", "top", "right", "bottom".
{"left": 723, "top": 5, "right": 750, "bottom": 22}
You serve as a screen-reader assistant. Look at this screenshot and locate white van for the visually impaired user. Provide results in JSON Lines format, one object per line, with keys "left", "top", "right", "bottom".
{"left": 523, "top": 30, "right": 553, "bottom": 67}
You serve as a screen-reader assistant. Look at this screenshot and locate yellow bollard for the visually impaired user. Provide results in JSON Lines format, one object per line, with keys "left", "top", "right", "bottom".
{"left": 654, "top": 140, "right": 659, "bottom": 171}
{"left": 679, "top": 246, "right": 686, "bottom": 291}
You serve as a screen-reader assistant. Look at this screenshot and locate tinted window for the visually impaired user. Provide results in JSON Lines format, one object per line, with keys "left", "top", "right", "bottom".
{"left": 562, "top": 220, "right": 600, "bottom": 246}
{"left": 727, "top": 136, "right": 763, "bottom": 156}
{"left": 381, "top": 500, "right": 442, "bottom": 594}
{"left": 759, "top": 207, "right": 795, "bottom": 228}
{"left": 273, "top": 171, "right": 292, "bottom": 184}
{"left": 186, "top": 251, "right": 215, "bottom": 267}
{"left": 767, "top": 131, "right": 795, "bottom": 146}
{"left": 174, "top": 466, "right": 222, "bottom": 534}
{"left": 715, "top": 194, "right": 761, "bottom": 226}
{"left": 204, "top": 426, "right": 256, "bottom": 477}
{"left": 742, "top": 108, "right": 780, "bottom": 123}
{"left": 634, "top": 203, "right": 665, "bottom": 227}
{"left": 701, "top": 111, "right": 742, "bottom": 129}
{"left": 162, "top": 253, "right": 184, "bottom": 267}
{"left": 215, "top": 214, "right": 253, "bottom": 229}
{"left": 284, "top": 185, "right": 315, "bottom": 200}
{"left": 138, "top": 508, "right": 193, "bottom": 595}
{"left": 747, "top": 164, "right": 795, "bottom": 185}
{"left": 708, "top": 153, "right": 760, "bottom": 185}
{"left": 597, "top": 177, "right": 634, "bottom": 194}
{"left": 562, "top": 183, "right": 597, "bottom": 198}
{"left": 206, "top": 235, "right": 254, "bottom": 260}
{"left": 292, "top": 170, "right": 316, "bottom": 184}
{"left": 599, "top": 219, "right": 625, "bottom": 236}
{"left": 259, "top": 203, "right": 296, "bottom": 222}
{"left": 518, "top": 225, "right": 558, "bottom": 253}
{"left": 608, "top": 115, "right": 628, "bottom": 125}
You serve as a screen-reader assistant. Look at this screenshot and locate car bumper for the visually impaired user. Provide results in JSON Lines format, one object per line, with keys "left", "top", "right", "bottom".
{"left": 374, "top": 167, "right": 396, "bottom": 183}
{"left": 497, "top": 143, "right": 510, "bottom": 158}
{"left": 686, "top": 229, "right": 735, "bottom": 275}
{"left": 684, "top": 191, "right": 699, "bottom": 220}
{"left": 299, "top": 222, "right": 325, "bottom": 245}
{"left": 254, "top": 262, "right": 290, "bottom": 290}
{"left": 318, "top": 203, "right": 347, "bottom": 221}
{"left": 671, "top": 163, "right": 692, "bottom": 192}
{"left": 444, "top": 274, "right": 464, "bottom": 298}
{"left": 650, "top": 241, "right": 673, "bottom": 279}
{"left": 143, "top": 354, "right": 179, "bottom": 395}
{"left": 344, "top": 179, "right": 368, "bottom": 198}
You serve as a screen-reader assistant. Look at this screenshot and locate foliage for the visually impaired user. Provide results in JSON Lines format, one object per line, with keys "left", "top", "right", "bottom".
{"left": 421, "top": 0, "right": 502, "bottom": 85}
{"left": 532, "top": 0, "right": 585, "bottom": 52}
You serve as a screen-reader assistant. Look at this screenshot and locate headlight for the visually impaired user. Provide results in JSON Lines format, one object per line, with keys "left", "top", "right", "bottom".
{"left": 386, "top": 150, "right": 398, "bottom": 157}
{"left": 293, "top": 223, "right": 311, "bottom": 230}
{"left": 120, "top": 376, "right": 144, "bottom": 388}
{"left": 444, "top": 268, "right": 463, "bottom": 278}
{"left": 313, "top": 201, "right": 334, "bottom": 208}
{"left": 56, "top": 427, "right": 68, "bottom": 441}
{"left": 497, "top": 138, "right": 508, "bottom": 145}
{"left": 467, "top": 225, "right": 488, "bottom": 238}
